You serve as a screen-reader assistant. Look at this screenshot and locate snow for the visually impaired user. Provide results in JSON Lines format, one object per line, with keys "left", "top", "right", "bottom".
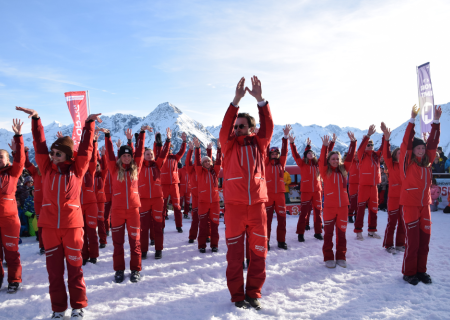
{"left": 1, "top": 209, "right": 450, "bottom": 319}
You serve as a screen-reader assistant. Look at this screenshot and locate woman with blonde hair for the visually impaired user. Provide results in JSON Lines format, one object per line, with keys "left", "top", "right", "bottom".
{"left": 99, "top": 125, "right": 147, "bottom": 283}
{"left": 319, "top": 132, "right": 357, "bottom": 268}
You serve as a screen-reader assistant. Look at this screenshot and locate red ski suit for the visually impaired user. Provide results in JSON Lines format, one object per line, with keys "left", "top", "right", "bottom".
{"left": 0, "top": 134, "right": 24, "bottom": 284}
{"left": 95, "top": 151, "right": 108, "bottom": 245}
{"left": 400, "top": 119, "right": 439, "bottom": 276}
{"left": 103, "top": 167, "right": 113, "bottom": 234}
{"left": 219, "top": 102, "right": 273, "bottom": 303}
{"left": 161, "top": 142, "right": 186, "bottom": 228}
{"left": 32, "top": 117, "right": 94, "bottom": 312}
{"left": 354, "top": 136, "right": 384, "bottom": 233}
{"left": 290, "top": 141, "right": 334, "bottom": 235}
{"left": 105, "top": 130, "right": 145, "bottom": 272}
{"left": 139, "top": 139, "right": 170, "bottom": 253}
{"left": 25, "top": 148, "right": 44, "bottom": 248}
{"left": 319, "top": 141, "right": 356, "bottom": 262}
{"left": 382, "top": 138, "right": 405, "bottom": 249}
{"left": 195, "top": 147, "right": 222, "bottom": 249}
{"left": 265, "top": 137, "right": 288, "bottom": 243}
{"left": 348, "top": 160, "right": 359, "bottom": 217}
{"left": 178, "top": 166, "right": 191, "bottom": 215}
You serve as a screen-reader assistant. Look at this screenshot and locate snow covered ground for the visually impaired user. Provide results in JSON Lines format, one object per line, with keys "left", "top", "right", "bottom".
{"left": 1, "top": 209, "right": 450, "bottom": 320}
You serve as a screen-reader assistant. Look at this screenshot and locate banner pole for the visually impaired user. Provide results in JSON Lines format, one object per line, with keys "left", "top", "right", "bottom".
{"left": 416, "top": 66, "right": 421, "bottom": 136}
{"left": 87, "top": 90, "right": 91, "bottom": 115}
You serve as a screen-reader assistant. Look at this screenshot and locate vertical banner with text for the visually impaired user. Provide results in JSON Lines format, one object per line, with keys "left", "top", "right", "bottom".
{"left": 64, "top": 91, "right": 88, "bottom": 152}
{"left": 417, "top": 62, "right": 434, "bottom": 134}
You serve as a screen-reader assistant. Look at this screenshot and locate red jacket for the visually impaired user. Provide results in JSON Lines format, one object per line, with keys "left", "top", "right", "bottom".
{"left": 138, "top": 140, "right": 170, "bottom": 199}
{"left": 160, "top": 142, "right": 186, "bottom": 185}
{"left": 358, "top": 136, "right": 384, "bottom": 186}
{"left": 178, "top": 166, "right": 191, "bottom": 195}
{"left": 186, "top": 148, "right": 212, "bottom": 198}
{"left": 348, "top": 160, "right": 360, "bottom": 185}
{"left": 265, "top": 138, "right": 288, "bottom": 194}
{"left": 25, "top": 148, "right": 43, "bottom": 203}
{"left": 81, "top": 141, "right": 98, "bottom": 205}
{"left": 319, "top": 141, "right": 357, "bottom": 208}
{"left": 290, "top": 141, "right": 334, "bottom": 193}
{"left": 195, "top": 147, "right": 222, "bottom": 203}
{"left": 32, "top": 117, "right": 95, "bottom": 228}
{"left": 400, "top": 121, "right": 440, "bottom": 206}
{"left": 382, "top": 138, "right": 402, "bottom": 198}
{"left": 0, "top": 135, "right": 25, "bottom": 217}
{"left": 102, "top": 152, "right": 113, "bottom": 197}
{"left": 219, "top": 103, "right": 274, "bottom": 205}
{"left": 105, "top": 131, "right": 145, "bottom": 209}
{"left": 95, "top": 151, "right": 108, "bottom": 203}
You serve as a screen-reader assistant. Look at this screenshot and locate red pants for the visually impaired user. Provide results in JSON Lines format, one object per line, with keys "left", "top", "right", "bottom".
{"left": 111, "top": 208, "right": 141, "bottom": 271}
{"left": 104, "top": 199, "right": 112, "bottom": 233}
{"left": 402, "top": 205, "right": 431, "bottom": 276}
{"left": 180, "top": 191, "right": 191, "bottom": 215}
{"left": 323, "top": 207, "right": 347, "bottom": 261}
{"left": 42, "top": 227, "right": 87, "bottom": 312}
{"left": 198, "top": 202, "right": 220, "bottom": 249}
{"left": 35, "top": 201, "right": 44, "bottom": 248}
{"left": 189, "top": 195, "right": 199, "bottom": 240}
{"left": 348, "top": 184, "right": 358, "bottom": 217}
{"left": 162, "top": 184, "right": 182, "bottom": 228}
{"left": 383, "top": 197, "right": 405, "bottom": 248}
{"left": 297, "top": 192, "right": 322, "bottom": 234}
{"left": 225, "top": 202, "right": 267, "bottom": 302}
{"left": 97, "top": 202, "right": 107, "bottom": 245}
{"left": 378, "top": 190, "right": 386, "bottom": 205}
{"left": 354, "top": 185, "right": 378, "bottom": 233}
{"left": 140, "top": 198, "right": 164, "bottom": 252}
{"left": 81, "top": 203, "right": 99, "bottom": 260}
{"left": 0, "top": 215, "right": 22, "bottom": 283}
{"left": 266, "top": 192, "right": 286, "bottom": 242}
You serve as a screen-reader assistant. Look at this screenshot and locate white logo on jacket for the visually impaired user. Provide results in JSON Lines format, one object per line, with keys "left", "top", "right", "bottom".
{"left": 68, "top": 255, "right": 81, "bottom": 262}
{"left": 255, "top": 245, "right": 266, "bottom": 252}
{"left": 5, "top": 242, "right": 15, "bottom": 248}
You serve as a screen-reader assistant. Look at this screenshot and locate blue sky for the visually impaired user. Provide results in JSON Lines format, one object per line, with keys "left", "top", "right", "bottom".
{"left": 1, "top": 0, "right": 450, "bottom": 133}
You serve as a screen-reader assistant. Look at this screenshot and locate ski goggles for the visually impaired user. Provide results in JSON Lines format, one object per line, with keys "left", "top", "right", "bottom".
{"left": 270, "top": 147, "right": 280, "bottom": 153}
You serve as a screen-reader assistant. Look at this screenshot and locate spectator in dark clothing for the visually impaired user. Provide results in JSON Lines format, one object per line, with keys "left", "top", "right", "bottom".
{"left": 438, "top": 147, "right": 447, "bottom": 163}
{"left": 432, "top": 152, "right": 446, "bottom": 178}
{"left": 16, "top": 175, "right": 33, "bottom": 205}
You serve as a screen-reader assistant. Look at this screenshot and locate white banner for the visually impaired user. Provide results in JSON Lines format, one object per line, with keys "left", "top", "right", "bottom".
{"left": 436, "top": 178, "right": 450, "bottom": 209}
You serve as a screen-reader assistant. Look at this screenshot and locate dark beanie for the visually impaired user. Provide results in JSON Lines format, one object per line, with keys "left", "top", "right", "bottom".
{"left": 51, "top": 136, "right": 74, "bottom": 159}
{"left": 412, "top": 137, "right": 426, "bottom": 149}
{"left": 304, "top": 147, "right": 314, "bottom": 158}
{"left": 118, "top": 145, "right": 133, "bottom": 158}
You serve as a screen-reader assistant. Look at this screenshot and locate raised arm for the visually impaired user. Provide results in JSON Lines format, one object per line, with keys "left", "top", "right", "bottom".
{"left": 174, "top": 132, "right": 187, "bottom": 162}
{"left": 134, "top": 126, "right": 147, "bottom": 171}
{"left": 400, "top": 106, "right": 419, "bottom": 180}
{"left": 344, "top": 132, "right": 357, "bottom": 171}
{"left": 426, "top": 105, "right": 441, "bottom": 163}
{"left": 380, "top": 122, "right": 394, "bottom": 170}
{"left": 357, "top": 124, "right": 375, "bottom": 162}
{"left": 73, "top": 117, "right": 96, "bottom": 178}
{"left": 156, "top": 128, "right": 172, "bottom": 169}
{"left": 328, "top": 133, "right": 336, "bottom": 152}
{"left": 289, "top": 134, "right": 305, "bottom": 168}
{"left": 319, "top": 135, "right": 330, "bottom": 176}
{"left": 125, "top": 129, "right": 135, "bottom": 156}
{"left": 279, "top": 125, "right": 290, "bottom": 168}
{"left": 9, "top": 119, "right": 25, "bottom": 178}
{"left": 194, "top": 139, "right": 203, "bottom": 176}
{"left": 100, "top": 128, "right": 118, "bottom": 175}
{"left": 185, "top": 142, "right": 194, "bottom": 174}
{"left": 214, "top": 142, "right": 222, "bottom": 175}
{"left": 24, "top": 147, "right": 37, "bottom": 176}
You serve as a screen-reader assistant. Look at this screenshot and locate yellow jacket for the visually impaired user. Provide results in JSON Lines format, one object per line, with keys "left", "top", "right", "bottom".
{"left": 284, "top": 171, "right": 291, "bottom": 193}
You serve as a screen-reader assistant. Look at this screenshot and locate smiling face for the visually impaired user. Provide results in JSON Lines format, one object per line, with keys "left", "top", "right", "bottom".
{"left": 413, "top": 145, "right": 426, "bottom": 158}
{"left": 270, "top": 151, "right": 279, "bottom": 159}
{"left": 328, "top": 153, "right": 340, "bottom": 168}
{"left": 306, "top": 151, "right": 314, "bottom": 160}
{"left": 202, "top": 159, "right": 212, "bottom": 169}
{"left": 50, "top": 149, "right": 67, "bottom": 164}
{"left": 144, "top": 149, "right": 154, "bottom": 161}
{"left": 121, "top": 153, "right": 132, "bottom": 165}
{"left": 0, "top": 150, "right": 10, "bottom": 169}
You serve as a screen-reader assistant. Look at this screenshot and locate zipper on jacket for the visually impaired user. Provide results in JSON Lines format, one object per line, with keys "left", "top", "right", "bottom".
{"left": 245, "top": 145, "right": 252, "bottom": 205}
{"left": 421, "top": 167, "right": 427, "bottom": 206}
{"left": 57, "top": 168, "right": 62, "bottom": 229}
{"left": 208, "top": 171, "right": 212, "bottom": 203}
{"left": 126, "top": 172, "right": 129, "bottom": 209}
{"left": 148, "top": 167, "right": 152, "bottom": 198}
{"left": 337, "top": 173, "right": 341, "bottom": 207}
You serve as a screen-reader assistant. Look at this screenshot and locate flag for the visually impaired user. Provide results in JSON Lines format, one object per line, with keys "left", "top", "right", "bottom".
{"left": 64, "top": 91, "right": 89, "bottom": 152}
{"left": 416, "top": 62, "right": 434, "bottom": 134}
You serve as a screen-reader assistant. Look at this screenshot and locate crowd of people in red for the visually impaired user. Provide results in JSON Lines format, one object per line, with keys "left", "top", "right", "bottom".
{"left": 0, "top": 77, "right": 442, "bottom": 318}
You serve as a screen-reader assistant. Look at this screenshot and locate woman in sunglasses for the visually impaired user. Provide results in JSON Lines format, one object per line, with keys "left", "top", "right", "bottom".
{"left": 354, "top": 125, "right": 385, "bottom": 240}
{"left": 98, "top": 125, "right": 146, "bottom": 284}
{"left": 289, "top": 134, "right": 336, "bottom": 242}
{"left": 0, "top": 119, "right": 25, "bottom": 294}
{"left": 319, "top": 132, "right": 357, "bottom": 268}
{"left": 16, "top": 106, "right": 100, "bottom": 319}
{"left": 399, "top": 105, "right": 441, "bottom": 286}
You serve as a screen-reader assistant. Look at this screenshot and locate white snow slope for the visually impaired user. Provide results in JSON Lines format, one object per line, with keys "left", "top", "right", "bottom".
{"left": 1, "top": 210, "right": 449, "bottom": 319}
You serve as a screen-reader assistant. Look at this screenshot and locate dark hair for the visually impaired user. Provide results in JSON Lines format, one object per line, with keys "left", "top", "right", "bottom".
{"left": 391, "top": 147, "right": 400, "bottom": 162}
{"left": 432, "top": 178, "right": 437, "bottom": 185}
{"left": 237, "top": 113, "right": 256, "bottom": 128}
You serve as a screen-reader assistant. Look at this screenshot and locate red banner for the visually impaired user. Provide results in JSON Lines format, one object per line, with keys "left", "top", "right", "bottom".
{"left": 64, "top": 91, "right": 88, "bottom": 152}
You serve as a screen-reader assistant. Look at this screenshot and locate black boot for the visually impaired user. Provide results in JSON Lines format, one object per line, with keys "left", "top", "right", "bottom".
{"left": 106, "top": 230, "right": 110, "bottom": 236}
{"left": 82, "top": 259, "right": 88, "bottom": 266}
{"left": 114, "top": 270, "right": 125, "bottom": 283}
{"left": 403, "top": 274, "right": 419, "bottom": 286}
{"left": 35, "top": 231, "right": 39, "bottom": 242}
{"left": 0, "top": 276, "right": 3, "bottom": 290}
{"left": 155, "top": 250, "right": 162, "bottom": 259}
{"left": 235, "top": 300, "right": 250, "bottom": 309}
{"left": 188, "top": 239, "right": 194, "bottom": 244}
{"left": 39, "top": 247, "right": 45, "bottom": 255}
{"left": 142, "top": 251, "right": 148, "bottom": 260}
{"left": 177, "top": 227, "right": 183, "bottom": 233}
{"left": 278, "top": 242, "right": 288, "bottom": 250}
{"left": 348, "top": 216, "right": 354, "bottom": 223}
{"left": 165, "top": 215, "right": 169, "bottom": 220}
{"left": 130, "top": 270, "right": 141, "bottom": 283}
{"left": 298, "top": 234, "right": 305, "bottom": 242}
{"left": 183, "top": 214, "right": 190, "bottom": 219}
{"left": 286, "top": 210, "right": 291, "bottom": 215}
{"left": 100, "top": 243, "right": 106, "bottom": 249}
{"left": 314, "top": 234, "right": 324, "bottom": 240}
{"left": 211, "top": 247, "right": 218, "bottom": 253}
{"left": 267, "top": 241, "right": 270, "bottom": 251}
{"left": 7, "top": 282, "right": 20, "bottom": 294}
{"left": 206, "top": 237, "right": 211, "bottom": 243}
{"left": 89, "top": 258, "right": 97, "bottom": 264}
{"left": 245, "top": 294, "right": 262, "bottom": 310}
{"left": 417, "top": 272, "right": 432, "bottom": 284}
{"left": 305, "top": 225, "right": 310, "bottom": 231}
{"left": 199, "top": 248, "right": 206, "bottom": 253}
{"left": 150, "top": 240, "right": 155, "bottom": 246}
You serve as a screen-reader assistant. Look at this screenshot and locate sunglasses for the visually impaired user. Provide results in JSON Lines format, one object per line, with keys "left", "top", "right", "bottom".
{"left": 234, "top": 124, "right": 248, "bottom": 130}
{"left": 367, "top": 144, "right": 374, "bottom": 147}
{"left": 49, "top": 151, "right": 63, "bottom": 157}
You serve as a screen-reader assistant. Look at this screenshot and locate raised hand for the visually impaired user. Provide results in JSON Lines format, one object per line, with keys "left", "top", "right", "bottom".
{"left": 8, "top": 139, "right": 16, "bottom": 151}
{"left": 97, "top": 127, "right": 110, "bottom": 134}
{"left": 141, "top": 125, "right": 153, "bottom": 132}
{"left": 116, "top": 139, "right": 122, "bottom": 149}
{"left": 188, "top": 141, "right": 194, "bottom": 150}
{"left": 289, "top": 133, "right": 296, "bottom": 144}
{"left": 435, "top": 105, "right": 442, "bottom": 120}
{"left": 166, "top": 128, "right": 172, "bottom": 140}
{"left": 125, "top": 128, "right": 133, "bottom": 140}
{"left": 306, "top": 137, "right": 311, "bottom": 145}
{"left": 12, "top": 119, "right": 24, "bottom": 135}
{"left": 411, "top": 105, "right": 419, "bottom": 119}
{"left": 181, "top": 132, "right": 187, "bottom": 142}
{"left": 94, "top": 130, "right": 100, "bottom": 141}
{"left": 101, "top": 146, "right": 106, "bottom": 156}
{"left": 380, "top": 122, "right": 387, "bottom": 134}
{"left": 332, "top": 133, "right": 337, "bottom": 142}
{"left": 321, "top": 135, "right": 330, "bottom": 146}
{"left": 283, "top": 124, "right": 291, "bottom": 136}
{"left": 232, "top": 77, "right": 247, "bottom": 106}
{"left": 56, "top": 131, "right": 64, "bottom": 138}
{"left": 347, "top": 131, "right": 356, "bottom": 142}
{"left": 207, "top": 142, "right": 212, "bottom": 149}
{"left": 24, "top": 146, "right": 29, "bottom": 152}
{"left": 423, "top": 132, "right": 428, "bottom": 142}
{"left": 217, "top": 140, "right": 221, "bottom": 149}
{"left": 16, "top": 106, "right": 38, "bottom": 118}
{"left": 245, "top": 76, "right": 263, "bottom": 102}
{"left": 367, "top": 124, "right": 376, "bottom": 136}
{"left": 193, "top": 137, "right": 201, "bottom": 148}
{"left": 87, "top": 113, "right": 103, "bottom": 123}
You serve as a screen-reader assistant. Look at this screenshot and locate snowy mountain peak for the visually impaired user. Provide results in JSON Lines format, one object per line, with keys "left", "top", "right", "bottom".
{"left": 154, "top": 102, "right": 183, "bottom": 115}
